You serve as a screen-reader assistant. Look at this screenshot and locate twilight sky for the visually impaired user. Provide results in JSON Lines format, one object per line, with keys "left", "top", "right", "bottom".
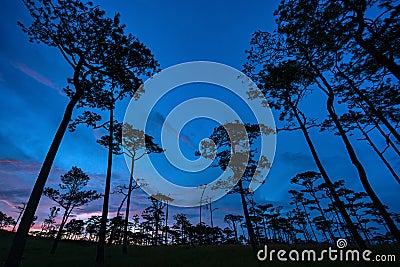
{"left": 0, "top": 0, "right": 399, "bottom": 228}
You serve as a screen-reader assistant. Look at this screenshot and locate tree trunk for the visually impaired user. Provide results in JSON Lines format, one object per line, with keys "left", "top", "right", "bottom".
{"left": 209, "top": 202, "right": 214, "bottom": 244}
{"left": 209, "top": 202, "right": 214, "bottom": 229}
{"left": 323, "top": 88, "right": 400, "bottom": 245}
{"left": 354, "top": 34, "right": 400, "bottom": 81}
{"left": 4, "top": 93, "right": 81, "bottom": 267}
{"left": 309, "top": 190, "right": 335, "bottom": 242}
{"left": 108, "top": 193, "right": 128, "bottom": 246}
{"left": 368, "top": 114, "right": 400, "bottom": 157}
{"left": 154, "top": 216, "right": 159, "bottom": 246}
{"left": 301, "top": 202, "right": 318, "bottom": 242}
{"left": 123, "top": 157, "right": 135, "bottom": 254}
{"left": 164, "top": 202, "right": 168, "bottom": 245}
{"left": 348, "top": 1, "right": 400, "bottom": 81}
{"left": 233, "top": 222, "right": 238, "bottom": 243}
{"left": 96, "top": 107, "right": 114, "bottom": 265}
{"left": 355, "top": 120, "right": 400, "bottom": 184}
{"left": 50, "top": 208, "right": 70, "bottom": 254}
{"left": 199, "top": 204, "right": 202, "bottom": 225}
{"left": 337, "top": 70, "right": 400, "bottom": 143}
{"left": 289, "top": 101, "right": 367, "bottom": 248}
{"left": 12, "top": 205, "right": 25, "bottom": 233}
{"left": 238, "top": 180, "right": 258, "bottom": 250}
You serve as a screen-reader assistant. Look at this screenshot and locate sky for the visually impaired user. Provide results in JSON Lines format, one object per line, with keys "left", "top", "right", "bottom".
{"left": 0, "top": 0, "right": 399, "bottom": 230}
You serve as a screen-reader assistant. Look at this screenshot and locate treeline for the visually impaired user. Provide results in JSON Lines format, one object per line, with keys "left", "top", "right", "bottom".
{"left": 3, "top": 170, "right": 399, "bottom": 248}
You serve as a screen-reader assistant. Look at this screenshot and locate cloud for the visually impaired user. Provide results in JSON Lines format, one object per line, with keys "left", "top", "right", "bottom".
{"left": 148, "top": 111, "right": 195, "bottom": 148}
{"left": 10, "top": 61, "right": 63, "bottom": 96}
{"left": 0, "top": 158, "right": 65, "bottom": 177}
{"left": 279, "top": 151, "right": 316, "bottom": 170}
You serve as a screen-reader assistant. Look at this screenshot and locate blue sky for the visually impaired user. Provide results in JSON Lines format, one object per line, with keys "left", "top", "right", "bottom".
{"left": 0, "top": 0, "right": 399, "bottom": 229}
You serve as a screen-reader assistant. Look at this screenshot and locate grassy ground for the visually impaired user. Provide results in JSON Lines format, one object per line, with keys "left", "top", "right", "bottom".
{"left": 0, "top": 230, "right": 399, "bottom": 267}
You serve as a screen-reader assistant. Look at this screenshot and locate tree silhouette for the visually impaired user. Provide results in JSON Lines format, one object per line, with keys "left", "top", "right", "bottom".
{"left": 65, "top": 219, "right": 85, "bottom": 240}
{"left": 275, "top": 0, "right": 400, "bottom": 142}
{"left": 152, "top": 193, "right": 174, "bottom": 245}
{"left": 11, "top": 203, "right": 26, "bottom": 233}
{"left": 141, "top": 196, "right": 165, "bottom": 246}
{"left": 85, "top": 215, "right": 102, "bottom": 242}
{"left": 43, "top": 166, "right": 101, "bottom": 254}
{"left": 224, "top": 214, "right": 243, "bottom": 244}
{"left": 121, "top": 124, "right": 163, "bottom": 253}
{"left": 291, "top": 172, "right": 336, "bottom": 242}
{"left": 172, "top": 213, "right": 192, "bottom": 245}
{"left": 6, "top": 1, "right": 158, "bottom": 266}
{"left": 0, "top": 211, "right": 16, "bottom": 230}
{"left": 107, "top": 185, "right": 129, "bottom": 246}
{"left": 40, "top": 207, "right": 60, "bottom": 238}
{"left": 270, "top": 0, "right": 400, "bottom": 243}
{"left": 200, "top": 121, "right": 272, "bottom": 250}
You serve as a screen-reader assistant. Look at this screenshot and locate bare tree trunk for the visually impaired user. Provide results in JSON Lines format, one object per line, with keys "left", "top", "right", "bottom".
{"left": 122, "top": 157, "right": 135, "bottom": 254}
{"left": 164, "top": 202, "right": 169, "bottom": 245}
{"left": 209, "top": 202, "right": 214, "bottom": 229}
{"left": 347, "top": 0, "right": 400, "bottom": 81}
{"left": 12, "top": 204, "right": 26, "bottom": 233}
{"left": 96, "top": 107, "right": 114, "bottom": 265}
{"left": 321, "top": 83, "right": 400, "bottom": 244}
{"left": 50, "top": 208, "right": 70, "bottom": 254}
{"left": 337, "top": 70, "right": 400, "bottom": 143}
{"left": 289, "top": 101, "right": 366, "bottom": 248}
{"left": 355, "top": 120, "right": 400, "bottom": 184}
{"left": 358, "top": 103, "right": 400, "bottom": 157}
{"left": 233, "top": 222, "right": 238, "bottom": 243}
{"left": 4, "top": 90, "right": 82, "bottom": 267}
{"left": 238, "top": 180, "right": 258, "bottom": 250}
{"left": 301, "top": 202, "right": 318, "bottom": 243}
{"left": 309, "top": 190, "right": 336, "bottom": 242}
{"left": 108, "top": 192, "right": 128, "bottom": 246}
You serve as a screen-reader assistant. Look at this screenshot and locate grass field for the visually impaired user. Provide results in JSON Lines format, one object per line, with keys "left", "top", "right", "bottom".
{"left": 0, "top": 230, "right": 399, "bottom": 267}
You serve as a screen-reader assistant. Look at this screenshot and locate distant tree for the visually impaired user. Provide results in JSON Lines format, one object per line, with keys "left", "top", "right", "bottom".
{"left": 141, "top": 197, "right": 165, "bottom": 246}
{"left": 85, "top": 216, "right": 102, "bottom": 242}
{"left": 200, "top": 121, "right": 273, "bottom": 250}
{"left": 172, "top": 213, "right": 192, "bottom": 245}
{"left": 336, "top": 186, "right": 374, "bottom": 245}
{"left": 107, "top": 185, "right": 129, "bottom": 246}
{"left": 289, "top": 190, "right": 318, "bottom": 243}
{"left": 40, "top": 207, "right": 60, "bottom": 237}
{"left": 222, "top": 227, "right": 235, "bottom": 244}
{"left": 152, "top": 193, "right": 174, "bottom": 245}
{"left": 205, "top": 198, "right": 218, "bottom": 243}
{"left": 107, "top": 215, "right": 125, "bottom": 245}
{"left": 0, "top": 211, "right": 16, "bottom": 230}
{"left": 291, "top": 172, "right": 336, "bottom": 242}
{"left": 121, "top": 124, "right": 163, "bottom": 253}
{"left": 11, "top": 203, "right": 26, "bottom": 232}
{"left": 255, "top": 204, "right": 274, "bottom": 243}
{"left": 43, "top": 166, "right": 101, "bottom": 254}
{"left": 224, "top": 214, "right": 243, "bottom": 244}
{"left": 65, "top": 219, "right": 85, "bottom": 240}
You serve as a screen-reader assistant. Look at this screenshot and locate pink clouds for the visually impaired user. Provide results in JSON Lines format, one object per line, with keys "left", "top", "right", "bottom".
{"left": 0, "top": 158, "right": 41, "bottom": 174}
{"left": 10, "top": 61, "right": 64, "bottom": 96}
{"left": 0, "top": 158, "right": 64, "bottom": 177}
